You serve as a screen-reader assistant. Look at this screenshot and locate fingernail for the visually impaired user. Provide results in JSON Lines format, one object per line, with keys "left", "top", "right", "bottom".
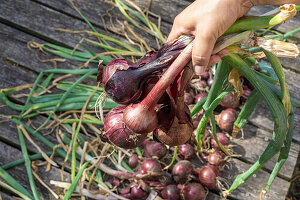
{"left": 194, "top": 65, "right": 206, "bottom": 75}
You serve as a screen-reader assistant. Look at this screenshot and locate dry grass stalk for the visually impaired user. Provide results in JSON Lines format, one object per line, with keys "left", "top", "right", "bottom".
{"left": 32, "top": 171, "right": 59, "bottom": 199}
{"left": 18, "top": 125, "right": 58, "bottom": 168}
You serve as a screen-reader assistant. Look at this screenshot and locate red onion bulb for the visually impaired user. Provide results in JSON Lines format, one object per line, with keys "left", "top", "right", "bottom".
{"left": 210, "top": 133, "right": 230, "bottom": 149}
{"left": 219, "top": 93, "right": 240, "bottom": 109}
{"left": 102, "top": 36, "right": 192, "bottom": 105}
{"left": 155, "top": 104, "right": 193, "bottom": 146}
{"left": 182, "top": 183, "right": 206, "bottom": 200}
{"left": 207, "top": 151, "right": 225, "bottom": 166}
{"left": 130, "top": 186, "right": 148, "bottom": 200}
{"left": 172, "top": 160, "right": 194, "bottom": 184}
{"left": 184, "top": 92, "right": 194, "bottom": 105}
{"left": 144, "top": 141, "right": 167, "bottom": 159}
{"left": 161, "top": 185, "right": 180, "bottom": 200}
{"left": 215, "top": 108, "right": 238, "bottom": 133}
{"left": 197, "top": 165, "right": 220, "bottom": 189}
{"left": 141, "top": 158, "right": 162, "bottom": 175}
{"left": 104, "top": 106, "right": 147, "bottom": 149}
{"left": 194, "top": 93, "right": 208, "bottom": 104}
{"left": 128, "top": 154, "right": 139, "bottom": 169}
{"left": 177, "top": 143, "right": 195, "bottom": 160}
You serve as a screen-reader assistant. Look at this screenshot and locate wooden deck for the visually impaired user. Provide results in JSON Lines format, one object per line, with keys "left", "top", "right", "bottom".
{"left": 0, "top": 0, "right": 299, "bottom": 199}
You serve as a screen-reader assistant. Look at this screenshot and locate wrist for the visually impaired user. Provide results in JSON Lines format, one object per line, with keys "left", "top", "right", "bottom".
{"left": 250, "top": 0, "right": 298, "bottom": 6}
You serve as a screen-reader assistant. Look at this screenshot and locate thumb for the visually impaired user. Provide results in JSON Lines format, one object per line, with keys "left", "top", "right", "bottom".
{"left": 192, "top": 30, "right": 217, "bottom": 75}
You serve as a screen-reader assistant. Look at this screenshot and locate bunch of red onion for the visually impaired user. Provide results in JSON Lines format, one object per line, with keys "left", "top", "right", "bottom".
{"left": 100, "top": 35, "right": 194, "bottom": 148}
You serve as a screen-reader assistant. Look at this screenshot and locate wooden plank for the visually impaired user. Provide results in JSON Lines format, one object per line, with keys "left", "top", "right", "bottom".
{"left": 0, "top": 140, "right": 48, "bottom": 199}
{"left": 278, "top": 44, "right": 300, "bottom": 73}
{"left": 0, "top": 192, "right": 14, "bottom": 200}
{"left": 0, "top": 140, "right": 72, "bottom": 200}
{"left": 0, "top": 58, "right": 37, "bottom": 90}
{"left": 224, "top": 158, "right": 290, "bottom": 200}
{"left": 135, "top": 0, "right": 188, "bottom": 25}
{"left": 231, "top": 123, "right": 299, "bottom": 179}
{"left": 0, "top": 1, "right": 298, "bottom": 199}
{"left": 33, "top": 0, "right": 166, "bottom": 49}
{"left": 0, "top": 61, "right": 54, "bottom": 154}
{"left": 0, "top": 22, "right": 83, "bottom": 73}
{"left": 249, "top": 101, "right": 300, "bottom": 142}
{"left": 0, "top": 0, "right": 137, "bottom": 59}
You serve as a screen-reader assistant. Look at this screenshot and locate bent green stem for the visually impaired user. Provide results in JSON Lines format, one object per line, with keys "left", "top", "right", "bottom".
{"left": 17, "top": 127, "right": 41, "bottom": 200}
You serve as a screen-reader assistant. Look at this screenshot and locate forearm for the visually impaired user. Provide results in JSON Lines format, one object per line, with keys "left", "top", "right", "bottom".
{"left": 252, "top": 0, "right": 300, "bottom": 5}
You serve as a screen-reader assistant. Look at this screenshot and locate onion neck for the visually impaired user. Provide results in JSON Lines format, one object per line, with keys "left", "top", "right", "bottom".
{"left": 141, "top": 43, "right": 193, "bottom": 109}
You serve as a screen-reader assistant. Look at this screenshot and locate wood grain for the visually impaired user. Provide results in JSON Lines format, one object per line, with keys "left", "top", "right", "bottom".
{"left": 0, "top": 192, "right": 15, "bottom": 200}
{"left": 0, "top": 0, "right": 299, "bottom": 199}
{"left": 0, "top": 140, "right": 71, "bottom": 200}
{"left": 231, "top": 123, "right": 299, "bottom": 179}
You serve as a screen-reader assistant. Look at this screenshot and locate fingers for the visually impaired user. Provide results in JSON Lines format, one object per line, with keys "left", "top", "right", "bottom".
{"left": 208, "top": 55, "right": 221, "bottom": 67}
{"left": 167, "top": 24, "right": 183, "bottom": 42}
{"left": 207, "top": 48, "right": 230, "bottom": 67}
{"left": 217, "top": 48, "right": 229, "bottom": 57}
{"left": 192, "top": 29, "right": 217, "bottom": 75}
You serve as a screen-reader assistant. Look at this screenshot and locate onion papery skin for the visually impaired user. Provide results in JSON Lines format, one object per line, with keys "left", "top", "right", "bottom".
{"left": 134, "top": 50, "right": 158, "bottom": 68}
{"left": 197, "top": 165, "right": 220, "bottom": 189}
{"left": 182, "top": 183, "right": 206, "bottom": 200}
{"left": 154, "top": 104, "right": 193, "bottom": 146}
{"left": 215, "top": 108, "right": 238, "bottom": 133}
{"left": 102, "top": 58, "right": 133, "bottom": 86}
{"left": 172, "top": 160, "right": 194, "bottom": 184}
{"left": 210, "top": 133, "right": 230, "bottom": 149}
{"left": 123, "top": 103, "right": 158, "bottom": 134}
{"left": 161, "top": 184, "right": 180, "bottom": 200}
{"left": 140, "top": 77, "right": 170, "bottom": 105}
{"left": 104, "top": 106, "right": 147, "bottom": 149}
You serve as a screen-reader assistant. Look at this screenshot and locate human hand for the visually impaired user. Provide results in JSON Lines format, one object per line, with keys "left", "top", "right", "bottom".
{"left": 168, "top": 0, "right": 255, "bottom": 74}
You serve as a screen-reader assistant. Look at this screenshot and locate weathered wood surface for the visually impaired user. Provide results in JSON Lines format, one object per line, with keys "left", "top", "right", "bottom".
{"left": 231, "top": 123, "right": 300, "bottom": 179}
{"left": 0, "top": 140, "right": 72, "bottom": 200}
{"left": 223, "top": 159, "right": 290, "bottom": 200}
{"left": 0, "top": 0, "right": 299, "bottom": 199}
{"left": 0, "top": 192, "right": 15, "bottom": 200}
